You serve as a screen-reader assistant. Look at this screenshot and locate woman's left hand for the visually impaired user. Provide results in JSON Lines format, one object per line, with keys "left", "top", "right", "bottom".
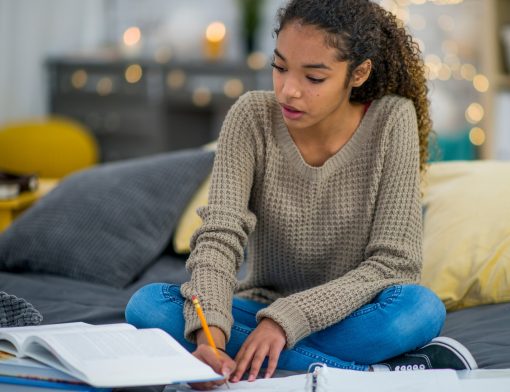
{"left": 230, "top": 318, "right": 286, "bottom": 382}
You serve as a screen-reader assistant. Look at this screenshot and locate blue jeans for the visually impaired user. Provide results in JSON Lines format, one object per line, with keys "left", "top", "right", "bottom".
{"left": 125, "top": 284, "right": 445, "bottom": 372}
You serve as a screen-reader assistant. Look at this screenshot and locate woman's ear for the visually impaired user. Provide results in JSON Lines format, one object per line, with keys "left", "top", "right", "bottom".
{"left": 351, "top": 59, "right": 372, "bottom": 87}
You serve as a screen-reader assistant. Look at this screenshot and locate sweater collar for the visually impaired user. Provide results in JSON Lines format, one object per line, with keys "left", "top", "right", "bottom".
{"left": 273, "top": 97, "right": 378, "bottom": 181}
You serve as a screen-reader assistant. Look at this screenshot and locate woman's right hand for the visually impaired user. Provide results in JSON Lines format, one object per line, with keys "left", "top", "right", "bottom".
{"left": 189, "top": 344, "right": 236, "bottom": 390}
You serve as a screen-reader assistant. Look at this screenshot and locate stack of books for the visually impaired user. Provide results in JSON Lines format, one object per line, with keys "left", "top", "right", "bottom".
{"left": 0, "top": 351, "right": 109, "bottom": 391}
{"left": 0, "top": 322, "right": 221, "bottom": 391}
{"left": 0, "top": 170, "right": 38, "bottom": 200}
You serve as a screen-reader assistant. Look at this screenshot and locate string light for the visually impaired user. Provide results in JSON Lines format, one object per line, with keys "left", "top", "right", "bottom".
{"left": 166, "top": 70, "right": 186, "bottom": 90}
{"left": 473, "top": 74, "right": 490, "bottom": 93}
{"left": 223, "top": 79, "right": 244, "bottom": 98}
{"left": 437, "top": 63, "right": 452, "bottom": 80}
{"left": 123, "top": 27, "right": 141, "bottom": 47}
{"left": 192, "top": 87, "right": 212, "bottom": 107}
{"left": 125, "top": 64, "right": 143, "bottom": 84}
{"left": 247, "top": 52, "right": 268, "bottom": 70}
{"left": 460, "top": 64, "right": 477, "bottom": 81}
{"left": 154, "top": 47, "right": 172, "bottom": 64}
{"left": 71, "top": 70, "right": 87, "bottom": 89}
{"left": 96, "top": 77, "right": 113, "bottom": 96}
{"left": 469, "top": 127, "right": 486, "bottom": 146}
{"left": 465, "top": 103, "right": 484, "bottom": 124}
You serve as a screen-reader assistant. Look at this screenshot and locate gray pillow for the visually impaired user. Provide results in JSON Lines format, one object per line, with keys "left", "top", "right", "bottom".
{"left": 0, "top": 148, "right": 214, "bottom": 288}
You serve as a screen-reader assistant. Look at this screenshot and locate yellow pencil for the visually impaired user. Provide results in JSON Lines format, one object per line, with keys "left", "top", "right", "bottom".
{"left": 191, "top": 295, "right": 220, "bottom": 358}
{"left": 192, "top": 295, "right": 230, "bottom": 389}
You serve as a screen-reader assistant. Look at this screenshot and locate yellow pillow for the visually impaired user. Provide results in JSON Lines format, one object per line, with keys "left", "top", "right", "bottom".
{"left": 421, "top": 160, "right": 510, "bottom": 311}
{"left": 173, "top": 141, "right": 217, "bottom": 254}
{"left": 172, "top": 175, "right": 211, "bottom": 254}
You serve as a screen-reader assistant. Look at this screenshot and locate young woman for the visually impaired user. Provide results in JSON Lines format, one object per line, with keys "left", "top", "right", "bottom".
{"left": 126, "top": 0, "right": 477, "bottom": 389}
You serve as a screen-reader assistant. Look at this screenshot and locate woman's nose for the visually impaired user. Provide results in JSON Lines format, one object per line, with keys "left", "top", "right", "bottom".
{"left": 281, "top": 78, "right": 302, "bottom": 99}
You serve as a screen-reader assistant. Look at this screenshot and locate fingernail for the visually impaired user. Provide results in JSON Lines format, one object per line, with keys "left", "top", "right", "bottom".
{"left": 231, "top": 377, "right": 238, "bottom": 383}
{"left": 248, "top": 374, "right": 255, "bottom": 382}
{"left": 221, "top": 367, "right": 230, "bottom": 377}
{"left": 264, "top": 373, "right": 270, "bottom": 379}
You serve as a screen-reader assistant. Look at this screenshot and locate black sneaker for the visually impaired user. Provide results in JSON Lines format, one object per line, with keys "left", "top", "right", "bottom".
{"left": 375, "top": 337, "right": 478, "bottom": 371}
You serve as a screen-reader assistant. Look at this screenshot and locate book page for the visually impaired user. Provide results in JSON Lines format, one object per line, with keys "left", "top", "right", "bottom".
{"left": 20, "top": 324, "right": 136, "bottom": 378}
{"left": 0, "top": 322, "right": 90, "bottom": 355}
{"left": 23, "top": 327, "right": 221, "bottom": 388}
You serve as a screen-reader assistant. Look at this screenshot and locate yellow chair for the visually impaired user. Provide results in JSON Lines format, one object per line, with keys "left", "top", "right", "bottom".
{"left": 0, "top": 117, "right": 99, "bottom": 178}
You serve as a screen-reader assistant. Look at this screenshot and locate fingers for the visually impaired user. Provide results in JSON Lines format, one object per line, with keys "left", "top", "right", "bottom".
{"left": 231, "top": 319, "right": 286, "bottom": 383}
{"left": 232, "top": 344, "right": 278, "bottom": 382}
{"left": 231, "top": 344, "right": 255, "bottom": 382}
{"left": 247, "top": 347, "right": 268, "bottom": 381}
{"left": 191, "top": 344, "right": 236, "bottom": 390}
{"left": 265, "top": 346, "right": 280, "bottom": 379}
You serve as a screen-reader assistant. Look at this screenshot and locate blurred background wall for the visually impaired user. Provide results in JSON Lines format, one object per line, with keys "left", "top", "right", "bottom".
{"left": 0, "top": 0, "right": 509, "bottom": 162}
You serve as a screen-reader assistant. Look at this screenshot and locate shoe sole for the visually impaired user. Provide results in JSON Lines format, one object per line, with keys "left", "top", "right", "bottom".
{"left": 428, "top": 336, "right": 478, "bottom": 370}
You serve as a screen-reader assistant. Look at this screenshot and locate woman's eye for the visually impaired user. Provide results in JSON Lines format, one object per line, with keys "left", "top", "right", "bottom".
{"left": 307, "top": 76, "right": 325, "bottom": 84}
{"left": 270, "top": 62, "right": 285, "bottom": 72}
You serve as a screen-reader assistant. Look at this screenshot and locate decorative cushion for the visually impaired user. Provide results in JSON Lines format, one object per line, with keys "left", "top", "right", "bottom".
{"left": 420, "top": 160, "right": 510, "bottom": 310}
{"left": 0, "top": 149, "right": 214, "bottom": 288}
{"left": 172, "top": 141, "right": 216, "bottom": 254}
{"left": 173, "top": 175, "right": 211, "bottom": 254}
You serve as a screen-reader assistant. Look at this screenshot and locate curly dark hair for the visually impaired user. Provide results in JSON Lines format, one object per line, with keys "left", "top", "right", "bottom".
{"left": 275, "top": 0, "right": 433, "bottom": 174}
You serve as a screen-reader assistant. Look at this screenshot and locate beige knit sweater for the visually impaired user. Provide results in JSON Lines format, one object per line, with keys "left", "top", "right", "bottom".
{"left": 181, "top": 91, "right": 422, "bottom": 348}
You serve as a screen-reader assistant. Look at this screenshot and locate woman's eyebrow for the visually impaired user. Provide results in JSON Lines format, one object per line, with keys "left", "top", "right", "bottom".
{"left": 274, "top": 48, "right": 286, "bottom": 61}
{"left": 273, "top": 48, "right": 332, "bottom": 70}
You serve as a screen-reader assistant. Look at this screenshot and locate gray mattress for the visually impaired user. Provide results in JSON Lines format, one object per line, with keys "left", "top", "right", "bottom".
{"left": 1, "top": 254, "right": 509, "bottom": 390}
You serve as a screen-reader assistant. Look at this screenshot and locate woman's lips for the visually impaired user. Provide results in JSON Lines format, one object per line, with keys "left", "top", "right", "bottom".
{"left": 281, "top": 103, "right": 304, "bottom": 120}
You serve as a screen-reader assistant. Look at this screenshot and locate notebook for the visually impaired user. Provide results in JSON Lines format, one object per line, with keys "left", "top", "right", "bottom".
{"left": 165, "top": 365, "right": 461, "bottom": 391}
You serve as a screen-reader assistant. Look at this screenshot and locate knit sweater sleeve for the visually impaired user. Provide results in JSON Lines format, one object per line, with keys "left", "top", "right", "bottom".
{"left": 256, "top": 100, "right": 423, "bottom": 348}
{"left": 180, "top": 93, "right": 258, "bottom": 343}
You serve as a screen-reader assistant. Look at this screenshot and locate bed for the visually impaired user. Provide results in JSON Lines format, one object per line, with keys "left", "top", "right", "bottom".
{"left": 0, "top": 149, "right": 509, "bottom": 391}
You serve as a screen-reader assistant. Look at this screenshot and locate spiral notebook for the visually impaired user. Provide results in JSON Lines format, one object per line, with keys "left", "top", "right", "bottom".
{"left": 165, "top": 365, "right": 460, "bottom": 391}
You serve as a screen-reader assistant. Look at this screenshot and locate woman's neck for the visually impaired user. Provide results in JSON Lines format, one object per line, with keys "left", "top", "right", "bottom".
{"left": 287, "top": 101, "right": 366, "bottom": 166}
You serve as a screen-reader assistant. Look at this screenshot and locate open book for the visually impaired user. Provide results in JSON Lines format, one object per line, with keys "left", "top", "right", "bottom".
{"left": 0, "top": 322, "right": 222, "bottom": 388}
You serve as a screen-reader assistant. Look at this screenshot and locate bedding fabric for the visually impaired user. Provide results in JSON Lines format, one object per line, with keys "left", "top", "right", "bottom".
{"left": 0, "top": 256, "right": 508, "bottom": 370}
{"left": 0, "top": 291, "right": 42, "bottom": 327}
{"left": 0, "top": 149, "right": 214, "bottom": 288}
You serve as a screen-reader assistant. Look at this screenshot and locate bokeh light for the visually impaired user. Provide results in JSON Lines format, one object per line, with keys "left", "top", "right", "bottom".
{"left": 123, "top": 27, "right": 141, "bottom": 46}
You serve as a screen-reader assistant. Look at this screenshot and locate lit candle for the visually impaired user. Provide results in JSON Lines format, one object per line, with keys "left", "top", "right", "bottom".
{"left": 122, "top": 26, "right": 142, "bottom": 57}
{"left": 204, "top": 22, "right": 226, "bottom": 60}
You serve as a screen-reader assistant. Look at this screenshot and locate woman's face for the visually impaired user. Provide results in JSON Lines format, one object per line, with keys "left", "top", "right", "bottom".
{"left": 272, "top": 22, "right": 354, "bottom": 132}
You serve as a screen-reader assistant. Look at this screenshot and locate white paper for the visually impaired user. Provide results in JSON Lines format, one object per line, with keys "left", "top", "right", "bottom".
{"left": 457, "top": 370, "right": 510, "bottom": 392}
{"left": 165, "top": 368, "right": 460, "bottom": 392}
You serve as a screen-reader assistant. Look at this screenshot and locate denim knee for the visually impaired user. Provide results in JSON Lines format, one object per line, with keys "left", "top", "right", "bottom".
{"left": 386, "top": 284, "right": 446, "bottom": 353}
{"left": 125, "top": 283, "right": 182, "bottom": 329}
{"left": 307, "top": 284, "right": 446, "bottom": 365}
{"left": 411, "top": 285, "right": 446, "bottom": 337}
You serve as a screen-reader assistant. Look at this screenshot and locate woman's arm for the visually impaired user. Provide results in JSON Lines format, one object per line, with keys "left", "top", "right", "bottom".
{"left": 180, "top": 92, "right": 260, "bottom": 344}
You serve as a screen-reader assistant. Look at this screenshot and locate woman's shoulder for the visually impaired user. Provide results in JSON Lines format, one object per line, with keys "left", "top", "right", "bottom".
{"left": 233, "top": 90, "right": 278, "bottom": 113}
{"left": 225, "top": 91, "right": 278, "bottom": 134}
{"left": 373, "top": 94, "right": 416, "bottom": 118}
